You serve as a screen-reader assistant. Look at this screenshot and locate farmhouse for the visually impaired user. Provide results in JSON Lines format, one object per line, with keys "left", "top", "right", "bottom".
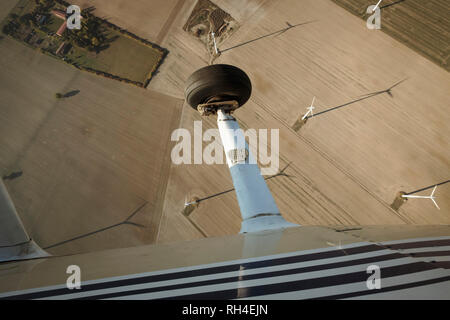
{"left": 51, "top": 9, "right": 67, "bottom": 36}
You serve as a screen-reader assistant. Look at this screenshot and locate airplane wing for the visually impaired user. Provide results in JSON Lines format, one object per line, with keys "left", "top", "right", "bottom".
{"left": 0, "top": 180, "right": 49, "bottom": 262}
{"left": 0, "top": 224, "right": 449, "bottom": 299}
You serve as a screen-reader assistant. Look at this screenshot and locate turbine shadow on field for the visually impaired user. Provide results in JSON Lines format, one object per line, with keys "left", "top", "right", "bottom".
{"left": 220, "top": 21, "right": 316, "bottom": 53}
{"left": 43, "top": 201, "right": 148, "bottom": 250}
{"left": 184, "top": 162, "right": 293, "bottom": 207}
{"left": 381, "top": 0, "right": 407, "bottom": 10}
{"left": 304, "top": 79, "right": 407, "bottom": 119}
{"left": 361, "top": 0, "right": 406, "bottom": 15}
{"left": 405, "top": 180, "right": 450, "bottom": 195}
{"left": 181, "top": 163, "right": 293, "bottom": 237}
{"left": 2, "top": 171, "right": 23, "bottom": 181}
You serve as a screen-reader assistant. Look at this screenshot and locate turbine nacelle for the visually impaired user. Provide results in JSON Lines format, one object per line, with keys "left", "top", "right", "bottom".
{"left": 302, "top": 96, "right": 315, "bottom": 120}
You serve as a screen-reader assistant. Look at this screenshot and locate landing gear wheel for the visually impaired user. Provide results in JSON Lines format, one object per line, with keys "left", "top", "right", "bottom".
{"left": 184, "top": 64, "right": 252, "bottom": 111}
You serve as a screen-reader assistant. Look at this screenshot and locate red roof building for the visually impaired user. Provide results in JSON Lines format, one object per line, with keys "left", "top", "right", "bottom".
{"left": 55, "top": 41, "right": 66, "bottom": 55}
{"left": 56, "top": 21, "right": 67, "bottom": 36}
{"left": 51, "top": 8, "right": 82, "bottom": 37}
{"left": 51, "top": 10, "right": 66, "bottom": 20}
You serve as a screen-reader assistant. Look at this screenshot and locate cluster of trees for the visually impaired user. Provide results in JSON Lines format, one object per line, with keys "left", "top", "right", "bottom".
{"left": 19, "top": 13, "right": 34, "bottom": 27}
{"left": 34, "top": 0, "right": 53, "bottom": 12}
{"left": 35, "top": 0, "right": 54, "bottom": 6}
{"left": 2, "top": 14, "right": 20, "bottom": 36}
{"left": 77, "top": 65, "right": 145, "bottom": 87}
{"left": 2, "top": 0, "right": 54, "bottom": 36}
{"left": 63, "top": 15, "right": 109, "bottom": 52}
{"left": 30, "top": 0, "right": 54, "bottom": 25}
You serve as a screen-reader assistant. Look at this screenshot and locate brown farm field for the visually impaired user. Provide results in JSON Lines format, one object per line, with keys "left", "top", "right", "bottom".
{"left": 150, "top": 0, "right": 450, "bottom": 243}
{"left": 0, "top": 0, "right": 449, "bottom": 254}
{"left": 70, "top": 0, "right": 184, "bottom": 45}
{"left": 0, "top": 35, "right": 183, "bottom": 255}
{"left": 331, "top": 0, "right": 450, "bottom": 71}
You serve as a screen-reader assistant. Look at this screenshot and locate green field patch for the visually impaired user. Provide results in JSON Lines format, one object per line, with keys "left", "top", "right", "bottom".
{"left": 45, "top": 16, "right": 63, "bottom": 33}
{"left": 66, "top": 29, "right": 164, "bottom": 83}
{"left": 1, "top": 0, "right": 168, "bottom": 87}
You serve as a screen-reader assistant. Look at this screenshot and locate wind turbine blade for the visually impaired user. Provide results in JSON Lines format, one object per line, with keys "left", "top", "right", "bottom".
{"left": 430, "top": 185, "right": 437, "bottom": 197}
{"left": 311, "top": 96, "right": 316, "bottom": 106}
{"left": 389, "top": 78, "right": 408, "bottom": 90}
{"left": 431, "top": 198, "right": 440, "bottom": 210}
{"left": 301, "top": 110, "right": 310, "bottom": 120}
{"left": 373, "top": 0, "right": 383, "bottom": 11}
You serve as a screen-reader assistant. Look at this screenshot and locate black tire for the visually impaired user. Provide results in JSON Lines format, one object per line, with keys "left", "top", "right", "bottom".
{"left": 184, "top": 64, "right": 252, "bottom": 110}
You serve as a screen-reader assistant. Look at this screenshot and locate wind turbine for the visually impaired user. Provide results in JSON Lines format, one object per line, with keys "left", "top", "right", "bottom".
{"left": 302, "top": 97, "right": 316, "bottom": 120}
{"left": 184, "top": 195, "right": 198, "bottom": 208}
{"left": 401, "top": 186, "right": 440, "bottom": 210}
{"left": 210, "top": 31, "right": 219, "bottom": 55}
